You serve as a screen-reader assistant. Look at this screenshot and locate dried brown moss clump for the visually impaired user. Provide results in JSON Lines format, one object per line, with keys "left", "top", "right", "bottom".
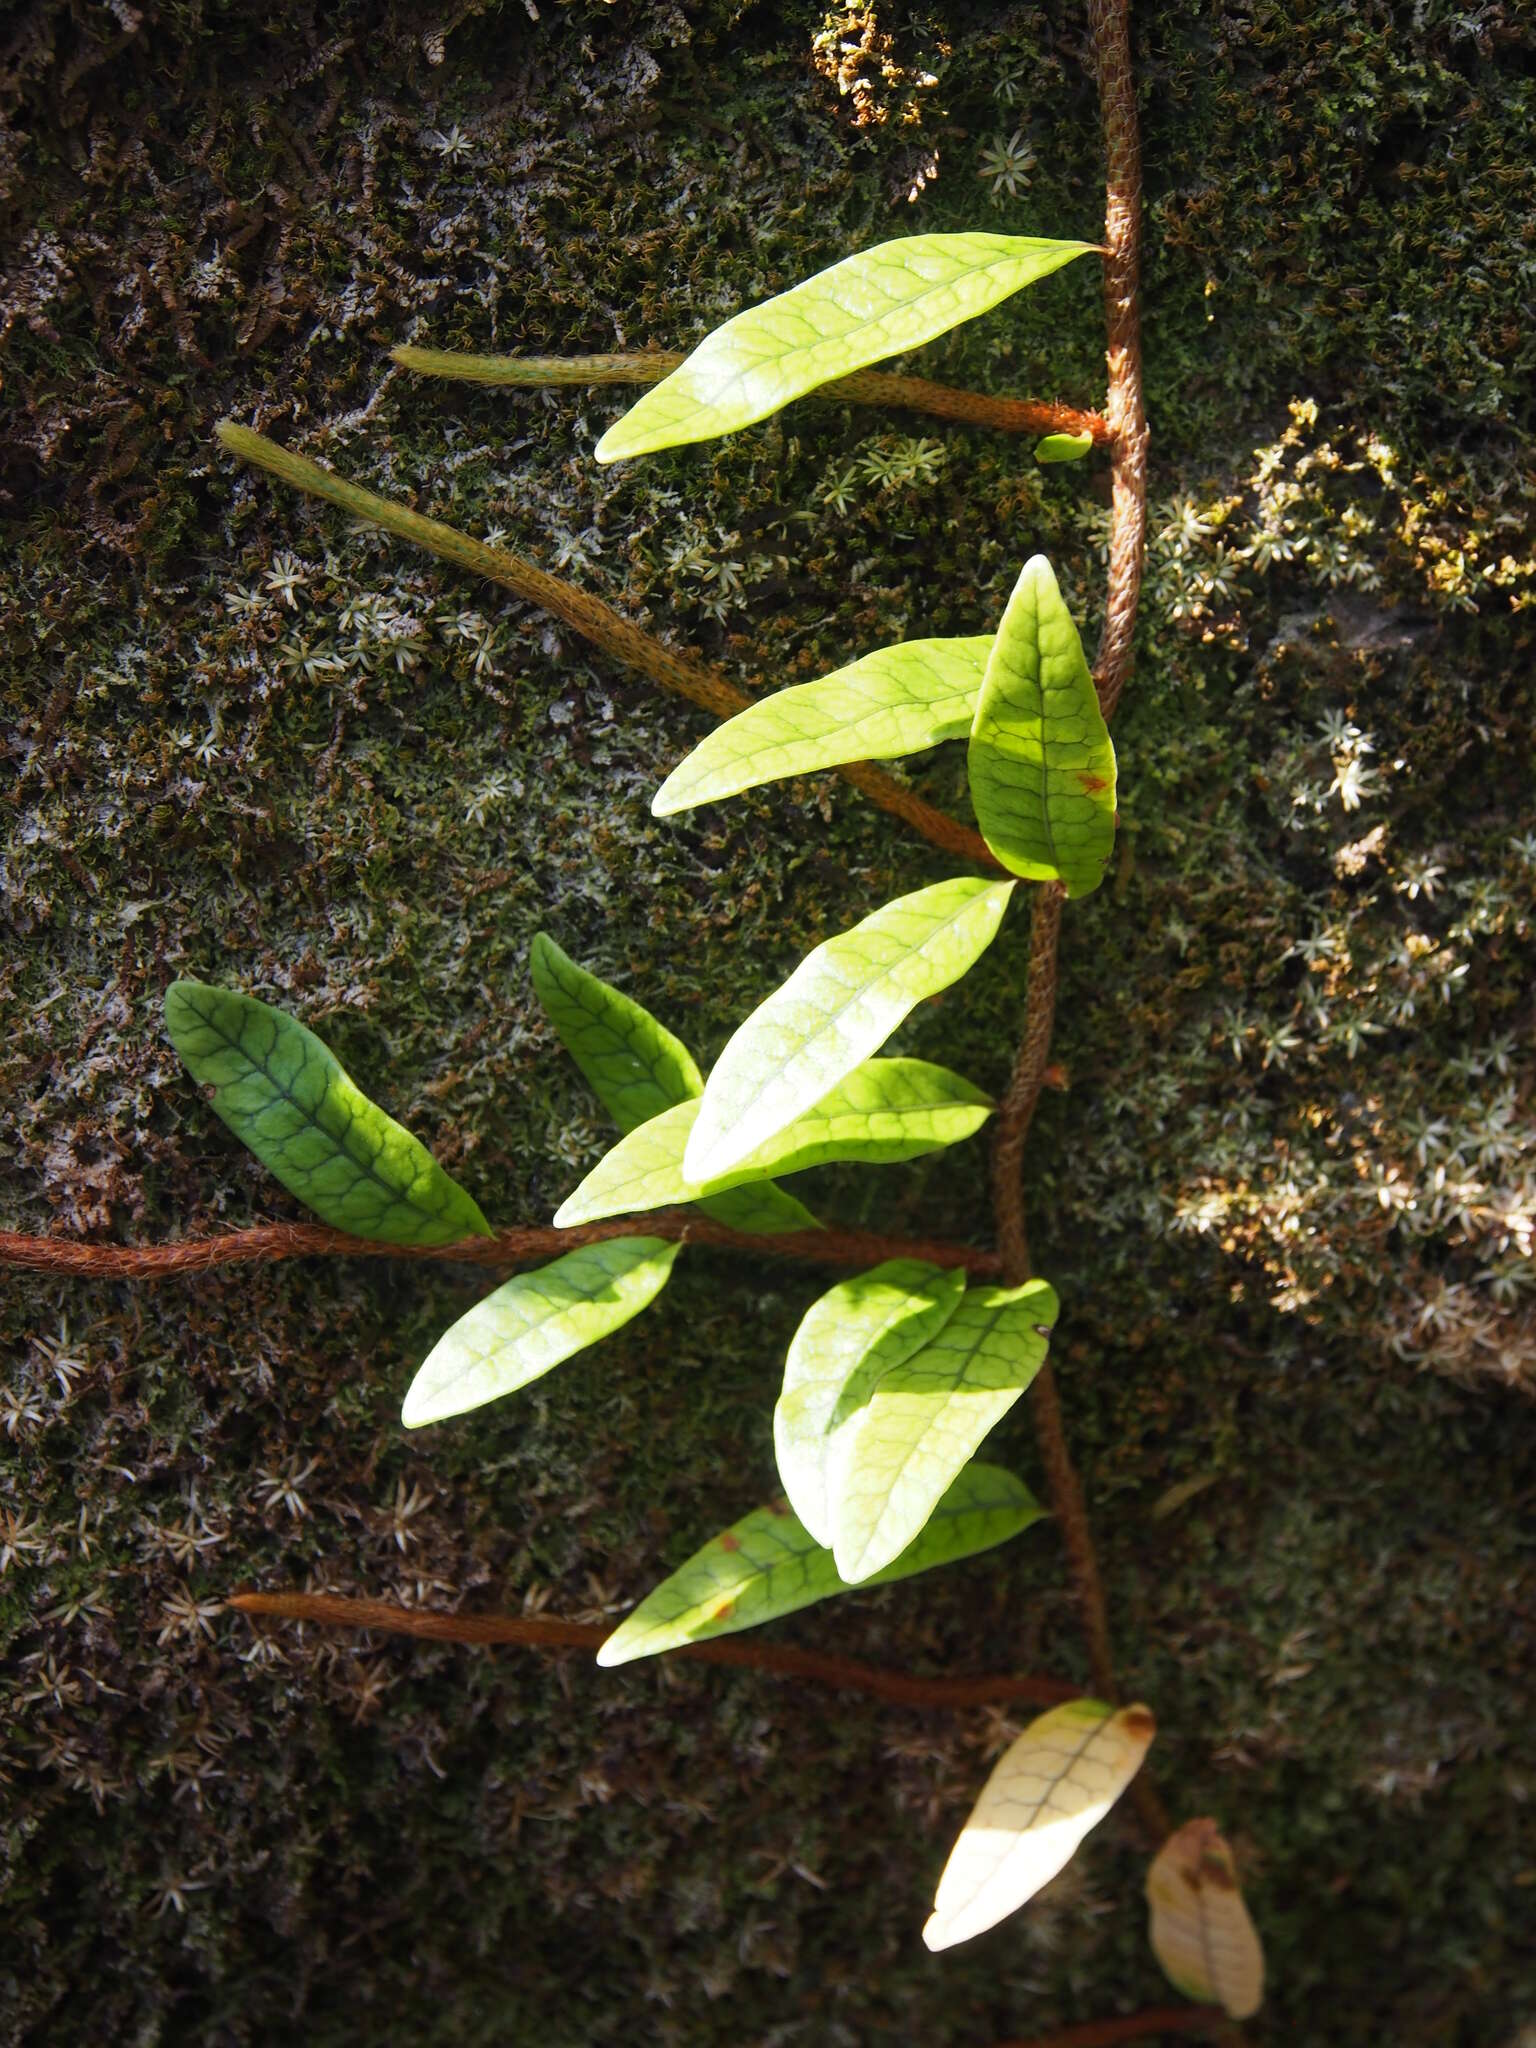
{"left": 2, "top": 3, "right": 1533, "bottom": 2044}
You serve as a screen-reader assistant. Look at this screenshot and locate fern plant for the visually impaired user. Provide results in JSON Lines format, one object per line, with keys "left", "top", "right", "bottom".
{"left": 188, "top": 224, "right": 1264, "bottom": 2014}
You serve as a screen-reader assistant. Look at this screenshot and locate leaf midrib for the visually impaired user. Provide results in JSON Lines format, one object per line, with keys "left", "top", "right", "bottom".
{"left": 719, "top": 886, "right": 1005, "bottom": 1113}
{"left": 840, "top": 1309, "right": 1024, "bottom": 1573}
{"left": 191, "top": 994, "right": 449, "bottom": 1231}
{"left": 548, "top": 954, "right": 700, "bottom": 1117}
{"left": 678, "top": 241, "right": 1088, "bottom": 418}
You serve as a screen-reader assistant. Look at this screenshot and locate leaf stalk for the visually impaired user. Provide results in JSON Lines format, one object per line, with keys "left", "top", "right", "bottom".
{"left": 392, "top": 344, "right": 1112, "bottom": 444}
{"left": 216, "top": 422, "right": 996, "bottom": 870}
{"left": 225, "top": 1590, "right": 1075, "bottom": 1707}
{"left": 0, "top": 1216, "right": 1002, "bottom": 1282}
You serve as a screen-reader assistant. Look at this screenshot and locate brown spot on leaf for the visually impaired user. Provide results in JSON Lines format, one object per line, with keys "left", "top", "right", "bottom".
{"left": 718, "top": 1532, "right": 740, "bottom": 1552}
{"left": 1077, "top": 771, "right": 1111, "bottom": 793}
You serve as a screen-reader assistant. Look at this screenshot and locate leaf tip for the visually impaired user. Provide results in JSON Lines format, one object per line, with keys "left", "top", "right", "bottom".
{"left": 399, "top": 1383, "right": 434, "bottom": 1431}
{"left": 1122, "top": 1702, "right": 1158, "bottom": 1745}
{"left": 921, "top": 1911, "right": 956, "bottom": 1953}
{"left": 594, "top": 1625, "right": 637, "bottom": 1668}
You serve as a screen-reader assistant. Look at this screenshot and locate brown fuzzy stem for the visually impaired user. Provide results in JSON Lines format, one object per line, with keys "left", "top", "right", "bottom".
{"left": 392, "top": 346, "right": 1111, "bottom": 444}
{"left": 984, "top": 0, "right": 1172, "bottom": 1846}
{"left": 0, "top": 1217, "right": 1001, "bottom": 1283}
{"left": 990, "top": 883, "right": 1066, "bottom": 1282}
{"left": 1088, "top": 0, "right": 1150, "bottom": 723}
{"left": 216, "top": 423, "right": 995, "bottom": 870}
{"left": 226, "top": 1592, "right": 1076, "bottom": 1708}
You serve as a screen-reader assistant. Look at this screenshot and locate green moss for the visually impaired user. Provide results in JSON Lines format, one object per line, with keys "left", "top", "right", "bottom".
{"left": 2, "top": 1, "right": 1534, "bottom": 2042}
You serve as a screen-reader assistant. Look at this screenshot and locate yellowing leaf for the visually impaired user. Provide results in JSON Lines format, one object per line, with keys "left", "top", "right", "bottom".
{"left": 595, "top": 234, "right": 1095, "bottom": 460}
{"left": 652, "top": 637, "right": 991, "bottom": 815}
{"left": 923, "top": 1699, "right": 1156, "bottom": 1951}
{"left": 967, "top": 555, "right": 1116, "bottom": 898}
{"left": 555, "top": 1060, "right": 992, "bottom": 1228}
{"left": 1146, "top": 1819, "right": 1265, "bottom": 2019}
{"left": 401, "top": 1237, "right": 681, "bottom": 1426}
{"left": 596, "top": 1463, "right": 1040, "bottom": 1666}
{"left": 164, "top": 981, "right": 491, "bottom": 1247}
{"left": 686, "top": 878, "right": 1017, "bottom": 1183}
{"left": 775, "top": 1259, "right": 968, "bottom": 1546}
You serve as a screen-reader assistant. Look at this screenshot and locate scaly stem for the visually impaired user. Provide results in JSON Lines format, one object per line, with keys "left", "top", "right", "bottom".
{"left": 0, "top": 1216, "right": 1001, "bottom": 1282}
{"left": 392, "top": 345, "right": 1112, "bottom": 444}
{"left": 988, "top": 0, "right": 1172, "bottom": 1844}
{"left": 226, "top": 1591, "right": 1075, "bottom": 1708}
{"left": 217, "top": 424, "right": 995, "bottom": 870}
{"left": 1089, "top": 0, "right": 1151, "bottom": 724}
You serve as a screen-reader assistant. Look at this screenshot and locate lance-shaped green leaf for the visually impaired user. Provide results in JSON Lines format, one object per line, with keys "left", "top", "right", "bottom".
{"left": 556, "top": 1060, "right": 993, "bottom": 1228}
{"left": 829, "top": 1278, "right": 1059, "bottom": 1582}
{"left": 967, "top": 555, "right": 1116, "bottom": 898}
{"left": 686, "top": 878, "right": 1017, "bottom": 1183}
{"left": 596, "top": 1462, "right": 1043, "bottom": 1666}
{"left": 531, "top": 933, "right": 817, "bottom": 1237}
{"left": 1034, "top": 431, "right": 1094, "bottom": 464}
{"left": 595, "top": 234, "right": 1096, "bottom": 461}
{"left": 924, "top": 1699, "right": 1157, "bottom": 1950}
{"left": 529, "top": 933, "right": 702, "bottom": 1132}
{"left": 163, "top": 981, "right": 491, "bottom": 1247}
{"left": 401, "top": 1237, "right": 681, "bottom": 1426}
{"left": 652, "top": 638, "right": 992, "bottom": 816}
{"left": 775, "top": 1260, "right": 967, "bottom": 1546}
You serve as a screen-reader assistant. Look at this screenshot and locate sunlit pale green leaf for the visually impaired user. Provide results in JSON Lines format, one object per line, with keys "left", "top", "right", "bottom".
{"left": 163, "top": 981, "right": 491, "bottom": 1247}
{"left": 775, "top": 1260, "right": 967, "bottom": 1546}
{"left": 401, "top": 1237, "right": 681, "bottom": 1426}
{"left": 530, "top": 933, "right": 702, "bottom": 1132}
{"left": 596, "top": 1462, "right": 1041, "bottom": 1666}
{"left": 685, "top": 878, "right": 1017, "bottom": 1182}
{"left": 531, "top": 933, "right": 817, "bottom": 1237}
{"left": 652, "top": 638, "right": 992, "bottom": 815}
{"left": 1034, "top": 431, "right": 1094, "bottom": 464}
{"left": 830, "top": 1278, "right": 1059, "bottom": 1582}
{"left": 555, "top": 1060, "right": 993, "bottom": 1228}
{"left": 967, "top": 555, "right": 1116, "bottom": 898}
{"left": 595, "top": 234, "right": 1096, "bottom": 461}
{"left": 924, "top": 1699, "right": 1156, "bottom": 1950}
{"left": 1146, "top": 1820, "right": 1265, "bottom": 2019}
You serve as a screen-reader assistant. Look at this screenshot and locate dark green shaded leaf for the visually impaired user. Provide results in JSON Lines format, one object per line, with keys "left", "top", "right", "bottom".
{"left": 163, "top": 981, "right": 490, "bottom": 1246}
{"left": 967, "top": 556, "right": 1116, "bottom": 898}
